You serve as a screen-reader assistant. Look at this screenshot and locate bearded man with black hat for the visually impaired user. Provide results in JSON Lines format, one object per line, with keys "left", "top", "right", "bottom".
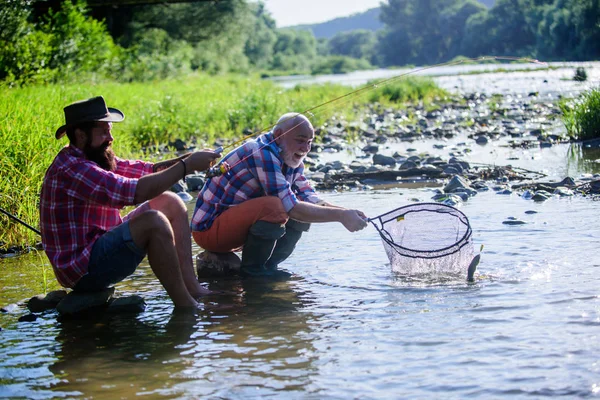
{"left": 40, "top": 96, "right": 220, "bottom": 308}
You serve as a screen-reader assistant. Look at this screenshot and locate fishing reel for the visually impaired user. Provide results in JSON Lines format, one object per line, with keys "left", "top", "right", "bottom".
{"left": 206, "top": 161, "right": 231, "bottom": 178}
{"left": 205, "top": 146, "right": 230, "bottom": 178}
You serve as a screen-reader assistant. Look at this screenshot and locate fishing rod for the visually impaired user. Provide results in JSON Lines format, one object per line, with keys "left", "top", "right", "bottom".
{"left": 0, "top": 206, "right": 41, "bottom": 236}
{"left": 206, "top": 55, "right": 547, "bottom": 177}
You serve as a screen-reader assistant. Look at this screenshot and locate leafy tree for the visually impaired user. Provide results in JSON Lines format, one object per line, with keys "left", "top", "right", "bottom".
{"left": 244, "top": 1, "right": 277, "bottom": 69}
{"left": 0, "top": 0, "right": 117, "bottom": 84}
{"left": 461, "top": 0, "right": 537, "bottom": 57}
{"left": 327, "top": 29, "right": 377, "bottom": 61}
{"left": 378, "top": 0, "right": 482, "bottom": 66}
{"left": 271, "top": 29, "right": 317, "bottom": 72}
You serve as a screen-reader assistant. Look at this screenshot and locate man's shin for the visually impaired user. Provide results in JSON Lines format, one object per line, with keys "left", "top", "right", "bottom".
{"left": 240, "top": 221, "right": 286, "bottom": 276}
{"left": 265, "top": 219, "right": 310, "bottom": 270}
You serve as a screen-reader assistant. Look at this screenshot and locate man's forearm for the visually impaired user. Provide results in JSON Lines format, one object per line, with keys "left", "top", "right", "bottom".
{"left": 288, "top": 201, "right": 344, "bottom": 223}
{"left": 135, "top": 160, "right": 186, "bottom": 203}
{"left": 152, "top": 154, "right": 190, "bottom": 173}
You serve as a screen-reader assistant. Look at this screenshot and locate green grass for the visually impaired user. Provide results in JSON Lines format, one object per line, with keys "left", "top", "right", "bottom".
{"left": 0, "top": 72, "right": 448, "bottom": 247}
{"left": 560, "top": 87, "right": 600, "bottom": 140}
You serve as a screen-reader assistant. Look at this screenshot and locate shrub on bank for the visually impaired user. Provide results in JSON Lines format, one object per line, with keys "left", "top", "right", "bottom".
{"left": 368, "top": 77, "right": 448, "bottom": 104}
{"left": 560, "top": 87, "right": 600, "bottom": 140}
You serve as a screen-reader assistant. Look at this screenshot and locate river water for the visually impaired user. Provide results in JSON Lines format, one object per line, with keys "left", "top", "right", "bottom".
{"left": 1, "top": 64, "right": 600, "bottom": 399}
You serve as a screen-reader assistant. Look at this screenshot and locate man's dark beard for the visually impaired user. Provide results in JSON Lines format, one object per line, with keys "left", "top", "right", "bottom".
{"left": 84, "top": 140, "right": 116, "bottom": 171}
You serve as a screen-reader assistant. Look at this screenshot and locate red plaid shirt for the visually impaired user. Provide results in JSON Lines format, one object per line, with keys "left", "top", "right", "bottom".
{"left": 40, "top": 145, "right": 153, "bottom": 288}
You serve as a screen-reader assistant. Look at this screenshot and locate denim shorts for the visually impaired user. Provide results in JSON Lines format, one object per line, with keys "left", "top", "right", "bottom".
{"left": 73, "top": 220, "right": 147, "bottom": 292}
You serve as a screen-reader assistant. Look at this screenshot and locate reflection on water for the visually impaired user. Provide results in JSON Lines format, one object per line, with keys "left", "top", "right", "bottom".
{"left": 2, "top": 184, "right": 600, "bottom": 397}
{"left": 567, "top": 142, "right": 600, "bottom": 175}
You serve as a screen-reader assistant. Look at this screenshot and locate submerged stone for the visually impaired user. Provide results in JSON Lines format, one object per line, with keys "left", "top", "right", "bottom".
{"left": 107, "top": 296, "right": 146, "bottom": 314}
{"left": 196, "top": 251, "right": 241, "bottom": 278}
{"left": 18, "top": 314, "right": 38, "bottom": 322}
{"left": 56, "top": 287, "right": 115, "bottom": 316}
{"left": 27, "top": 290, "right": 68, "bottom": 313}
{"left": 532, "top": 190, "right": 552, "bottom": 202}
{"left": 503, "top": 219, "right": 526, "bottom": 225}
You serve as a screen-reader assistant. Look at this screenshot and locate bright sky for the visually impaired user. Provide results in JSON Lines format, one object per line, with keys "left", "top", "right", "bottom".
{"left": 261, "top": 0, "right": 384, "bottom": 28}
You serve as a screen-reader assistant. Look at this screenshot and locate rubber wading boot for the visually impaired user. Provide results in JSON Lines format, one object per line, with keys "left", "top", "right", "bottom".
{"left": 265, "top": 220, "right": 310, "bottom": 277}
{"left": 240, "top": 221, "right": 286, "bottom": 278}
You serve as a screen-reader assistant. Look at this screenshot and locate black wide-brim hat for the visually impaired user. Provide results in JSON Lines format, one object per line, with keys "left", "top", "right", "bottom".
{"left": 55, "top": 96, "right": 125, "bottom": 139}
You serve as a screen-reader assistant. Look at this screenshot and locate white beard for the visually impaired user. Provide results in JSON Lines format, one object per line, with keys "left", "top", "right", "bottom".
{"left": 280, "top": 144, "right": 304, "bottom": 168}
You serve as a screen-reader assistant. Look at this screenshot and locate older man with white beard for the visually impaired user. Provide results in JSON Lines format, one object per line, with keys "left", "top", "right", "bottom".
{"left": 191, "top": 113, "right": 368, "bottom": 278}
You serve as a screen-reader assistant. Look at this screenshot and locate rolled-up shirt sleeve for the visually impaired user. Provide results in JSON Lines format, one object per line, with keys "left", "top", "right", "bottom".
{"left": 292, "top": 170, "right": 321, "bottom": 204}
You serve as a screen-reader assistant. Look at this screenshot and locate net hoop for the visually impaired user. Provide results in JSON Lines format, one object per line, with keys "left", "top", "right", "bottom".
{"left": 370, "top": 202, "right": 473, "bottom": 260}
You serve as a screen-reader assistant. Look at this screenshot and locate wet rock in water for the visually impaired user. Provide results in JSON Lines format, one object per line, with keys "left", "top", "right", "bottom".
{"left": 349, "top": 161, "right": 367, "bottom": 171}
{"left": 431, "top": 192, "right": 464, "bottom": 206}
{"left": 107, "top": 296, "right": 146, "bottom": 314}
{"left": 496, "top": 189, "right": 513, "bottom": 195}
{"left": 362, "top": 143, "right": 379, "bottom": 153}
{"left": 503, "top": 217, "right": 526, "bottom": 225}
{"left": 27, "top": 290, "right": 68, "bottom": 313}
{"left": 56, "top": 287, "right": 115, "bottom": 316}
{"left": 1, "top": 303, "right": 21, "bottom": 313}
{"left": 373, "top": 154, "right": 396, "bottom": 166}
{"left": 185, "top": 174, "right": 205, "bottom": 191}
{"left": 308, "top": 172, "right": 326, "bottom": 182}
{"left": 177, "top": 192, "right": 194, "bottom": 202}
{"left": 471, "top": 180, "right": 489, "bottom": 191}
{"left": 553, "top": 187, "right": 574, "bottom": 196}
{"left": 443, "top": 165, "right": 462, "bottom": 175}
{"left": 170, "top": 180, "right": 186, "bottom": 193}
{"left": 443, "top": 175, "right": 472, "bottom": 193}
{"left": 18, "top": 314, "right": 38, "bottom": 322}
{"left": 399, "top": 160, "right": 418, "bottom": 170}
{"left": 532, "top": 190, "right": 552, "bottom": 202}
{"left": 521, "top": 190, "right": 534, "bottom": 199}
{"left": 196, "top": 251, "right": 241, "bottom": 278}
{"left": 475, "top": 136, "right": 489, "bottom": 145}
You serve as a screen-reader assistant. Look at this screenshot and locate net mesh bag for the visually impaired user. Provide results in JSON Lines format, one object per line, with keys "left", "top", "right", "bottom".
{"left": 370, "top": 203, "right": 474, "bottom": 278}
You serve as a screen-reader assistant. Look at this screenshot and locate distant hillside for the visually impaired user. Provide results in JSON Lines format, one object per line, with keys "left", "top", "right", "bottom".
{"left": 291, "top": 7, "right": 383, "bottom": 39}
{"left": 288, "top": 0, "right": 495, "bottom": 39}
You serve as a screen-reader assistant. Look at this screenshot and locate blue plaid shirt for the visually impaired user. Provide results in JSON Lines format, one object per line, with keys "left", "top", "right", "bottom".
{"left": 191, "top": 132, "right": 320, "bottom": 231}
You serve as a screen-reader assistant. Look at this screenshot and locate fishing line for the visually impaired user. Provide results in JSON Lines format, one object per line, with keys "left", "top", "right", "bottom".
{"left": 210, "top": 56, "right": 547, "bottom": 175}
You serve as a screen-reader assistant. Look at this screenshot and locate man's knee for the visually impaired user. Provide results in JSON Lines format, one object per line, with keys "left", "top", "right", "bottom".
{"left": 249, "top": 221, "right": 286, "bottom": 241}
{"left": 130, "top": 210, "right": 173, "bottom": 246}
{"left": 286, "top": 219, "right": 310, "bottom": 233}
{"left": 150, "top": 191, "right": 186, "bottom": 216}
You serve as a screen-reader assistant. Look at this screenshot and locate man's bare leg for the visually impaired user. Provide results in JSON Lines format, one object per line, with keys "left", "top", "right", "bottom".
{"left": 149, "top": 192, "right": 212, "bottom": 297}
{"left": 129, "top": 208, "right": 198, "bottom": 307}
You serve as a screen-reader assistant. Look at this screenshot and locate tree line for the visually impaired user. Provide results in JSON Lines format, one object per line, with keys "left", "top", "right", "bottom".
{"left": 1, "top": 0, "right": 598, "bottom": 85}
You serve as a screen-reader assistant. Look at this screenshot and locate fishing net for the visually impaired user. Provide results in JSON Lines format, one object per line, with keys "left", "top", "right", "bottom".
{"left": 370, "top": 203, "right": 474, "bottom": 279}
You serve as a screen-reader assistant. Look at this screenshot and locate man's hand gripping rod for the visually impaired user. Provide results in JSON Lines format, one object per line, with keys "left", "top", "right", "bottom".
{"left": 205, "top": 147, "right": 231, "bottom": 179}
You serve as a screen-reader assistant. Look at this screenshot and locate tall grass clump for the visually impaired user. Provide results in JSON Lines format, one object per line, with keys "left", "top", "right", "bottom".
{"left": 368, "top": 77, "right": 449, "bottom": 105}
{"left": 560, "top": 87, "right": 600, "bottom": 140}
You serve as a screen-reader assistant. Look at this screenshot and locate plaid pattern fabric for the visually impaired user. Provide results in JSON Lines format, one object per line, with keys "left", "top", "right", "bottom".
{"left": 191, "top": 132, "right": 320, "bottom": 232}
{"left": 40, "top": 145, "right": 153, "bottom": 288}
